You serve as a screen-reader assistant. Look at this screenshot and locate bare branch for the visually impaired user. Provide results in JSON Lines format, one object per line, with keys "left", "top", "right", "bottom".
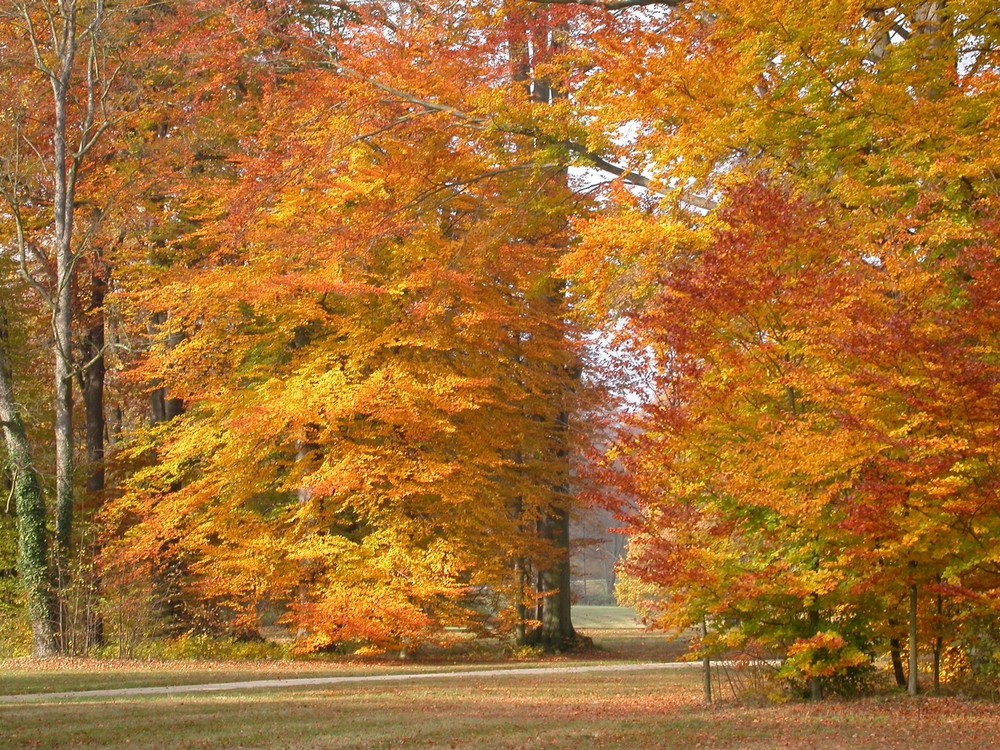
{"left": 320, "top": 57, "right": 486, "bottom": 126}
{"left": 5, "top": 468, "right": 16, "bottom": 514}
{"left": 0, "top": 130, "right": 56, "bottom": 307}
{"left": 21, "top": 7, "right": 56, "bottom": 81}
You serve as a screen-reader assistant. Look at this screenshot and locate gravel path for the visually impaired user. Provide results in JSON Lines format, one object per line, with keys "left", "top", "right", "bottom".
{"left": 0, "top": 662, "right": 699, "bottom": 704}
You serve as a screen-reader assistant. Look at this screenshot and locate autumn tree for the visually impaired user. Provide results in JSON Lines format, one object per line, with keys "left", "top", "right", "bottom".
{"left": 549, "top": 0, "right": 1000, "bottom": 695}
{"left": 95, "top": 0, "right": 590, "bottom": 651}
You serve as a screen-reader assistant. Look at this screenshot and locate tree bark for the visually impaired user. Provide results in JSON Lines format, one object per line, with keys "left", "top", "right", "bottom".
{"left": 702, "top": 617, "right": 712, "bottom": 705}
{"left": 149, "top": 314, "right": 185, "bottom": 423}
{"left": 506, "top": 2, "right": 577, "bottom": 652}
{"left": 890, "top": 636, "right": 907, "bottom": 688}
{"left": 539, "top": 504, "right": 575, "bottom": 647}
{"left": 50, "top": 3, "right": 80, "bottom": 603}
{"left": 83, "top": 260, "right": 106, "bottom": 498}
{"left": 908, "top": 584, "right": 919, "bottom": 696}
{"left": 808, "top": 607, "right": 823, "bottom": 701}
{"left": 0, "top": 331, "right": 57, "bottom": 657}
{"left": 514, "top": 555, "right": 528, "bottom": 646}
{"left": 933, "top": 576, "right": 943, "bottom": 694}
{"left": 82, "top": 257, "right": 107, "bottom": 649}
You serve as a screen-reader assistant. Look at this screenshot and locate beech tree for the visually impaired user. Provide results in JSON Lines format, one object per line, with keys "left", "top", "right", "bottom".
{"left": 96, "top": 1, "right": 589, "bottom": 650}
{"left": 554, "top": 0, "right": 1000, "bottom": 695}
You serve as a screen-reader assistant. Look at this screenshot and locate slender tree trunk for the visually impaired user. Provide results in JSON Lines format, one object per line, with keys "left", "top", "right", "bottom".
{"left": 295, "top": 441, "right": 312, "bottom": 641}
{"left": 82, "top": 258, "right": 107, "bottom": 649}
{"left": 147, "top": 314, "right": 187, "bottom": 633}
{"left": 0, "top": 331, "right": 57, "bottom": 657}
{"left": 84, "top": 261, "right": 106, "bottom": 498}
{"left": 909, "top": 584, "right": 919, "bottom": 696}
{"left": 51, "top": 17, "right": 80, "bottom": 649}
{"left": 808, "top": 607, "right": 823, "bottom": 701}
{"left": 933, "top": 576, "right": 943, "bottom": 694}
{"left": 511, "top": 495, "right": 529, "bottom": 646}
{"left": 890, "top": 635, "right": 907, "bottom": 688}
{"left": 14, "top": 0, "right": 113, "bottom": 653}
{"left": 702, "top": 617, "right": 712, "bottom": 705}
{"left": 514, "top": 555, "right": 528, "bottom": 646}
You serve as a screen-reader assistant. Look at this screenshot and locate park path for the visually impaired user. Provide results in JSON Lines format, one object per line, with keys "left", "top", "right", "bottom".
{"left": 0, "top": 661, "right": 699, "bottom": 704}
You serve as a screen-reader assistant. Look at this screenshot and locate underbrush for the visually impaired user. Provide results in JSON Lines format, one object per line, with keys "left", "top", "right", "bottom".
{"left": 92, "top": 633, "right": 292, "bottom": 662}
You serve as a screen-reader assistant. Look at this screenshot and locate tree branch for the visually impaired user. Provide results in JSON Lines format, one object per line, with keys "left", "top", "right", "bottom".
{"left": 318, "top": 58, "right": 717, "bottom": 209}
{"left": 319, "top": 57, "right": 486, "bottom": 126}
{"left": 525, "top": 0, "right": 684, "bottom": 9}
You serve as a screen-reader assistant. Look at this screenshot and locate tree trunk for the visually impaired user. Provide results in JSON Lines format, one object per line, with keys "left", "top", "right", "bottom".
{"left": 933, "top": 577, "right": 943, "bottom": 694}
{"left": 539, "top": 504, "right": 575, "bottom": 648}
{"left": 702, "top": 617, "right": 712, "bottom": 705}
{"left": 0, "top": 332, "right": 57, "bottom": 657}
{"left": 909, "top": 584, "right": 919, "bottom": 696}
{"left": 506, "top": 4, "right": 577, "bottom": 652}
{"left": 149, "top": 313, "right": 185, "bottom": 423}
{"left": 82, "top": 258, "right": 107, "bottom": 649}
{"left": 51, "top": 15, "right": 79, "bottom": 647}
{"left": 890, "top": 636, "right": 907, "bottom": 688}
{"left": 84, "top": 261, "right": 107, "bottom": 498}
{"left": 512, "top": 494, "right": 529, "bottom": 647}
{"left": 808, "top": 607, "right": 823, "bottom": 701}
{"left": 147, "top": 314, "right": 188, "bottom": 633}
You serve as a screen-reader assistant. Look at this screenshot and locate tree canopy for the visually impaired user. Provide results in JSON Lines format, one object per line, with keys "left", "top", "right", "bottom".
{"left": 1, "top": 0, "right": 999, "bottom": 697}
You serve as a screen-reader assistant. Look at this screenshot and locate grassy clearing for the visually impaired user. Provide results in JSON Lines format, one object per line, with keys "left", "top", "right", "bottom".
{"left": 2, "top": 668, "right": 998, "bottom": 750}
{"left": 571, "top": 606, "right": 642, "bottom": 630}
{"left": 0, "top": 659, "right": 603, "bottom": 697}
{"left": 0, "top": 622, "right": 691, "bottom": 696}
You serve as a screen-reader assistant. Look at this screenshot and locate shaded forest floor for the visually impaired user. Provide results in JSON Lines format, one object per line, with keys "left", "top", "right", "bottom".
{"left": 2, "top": 666, "right": 998, "bottom": 750}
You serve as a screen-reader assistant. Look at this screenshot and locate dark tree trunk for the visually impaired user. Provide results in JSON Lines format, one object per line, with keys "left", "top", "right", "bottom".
{"left": 82, "top": 258, "right": 108, "bottom": 649}
{"left": 504, "top": 3, "right": 577, "bottom": 652}
{"left": 933, "top": 576, "right": 943, "bottom": 694}
{"left": 890, "top": 636, "right": 907, "bottom": 688}
{"left": 539, "top": 505, "right": 575, "bottom": 648}
{"left": 514, "top": 556, "right": 528, "bottom": 646}
{"left": 808, "top": 607, "right": 823, "bottom": 701}
{"left": 148, "top": 312, "right": 185, "bottom": 423}
{"left": 147, "top": 312, "right": 187, "bottom": 632}
{"left": 84, "top": 263, "right": 106, "bottom": 497}
{"left": 909, "top": 584, "right": 919, "bottom": 696}
{"left": 702, "top": 617, "right": 712, "bottom": 705}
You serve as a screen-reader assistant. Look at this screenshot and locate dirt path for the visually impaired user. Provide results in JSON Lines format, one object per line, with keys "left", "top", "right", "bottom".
{"left": 0, "top": 662, "right": 699, "bottom": 704}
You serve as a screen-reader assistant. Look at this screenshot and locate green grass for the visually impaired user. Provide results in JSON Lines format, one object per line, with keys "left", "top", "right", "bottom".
{"left": 0, "top": 620, "right": 691, "bottom": 697}
{"left": 2, "top": 668, "right": 999, "bottom": 750}
{"left": 0, "top": 661, "right": 588, "bottom": 697}
{"left": 0, "top": 666, "right": 349, "bottom": 696}
{"left": 572, "top": 605, "right": 642, "bottom": 629}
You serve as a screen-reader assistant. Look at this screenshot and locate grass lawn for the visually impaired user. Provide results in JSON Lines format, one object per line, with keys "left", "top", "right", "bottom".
{"left": 571, "top": 606, "right": 642, "bottom": 630}
{"left": 2, "top": 666, "right": 999, "bottom": 750}
{"left": 0, "top": 621, "right": 690, "bottom": 697}
{"left": 2, "top": 617, "right": 984, "bottom": 749}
